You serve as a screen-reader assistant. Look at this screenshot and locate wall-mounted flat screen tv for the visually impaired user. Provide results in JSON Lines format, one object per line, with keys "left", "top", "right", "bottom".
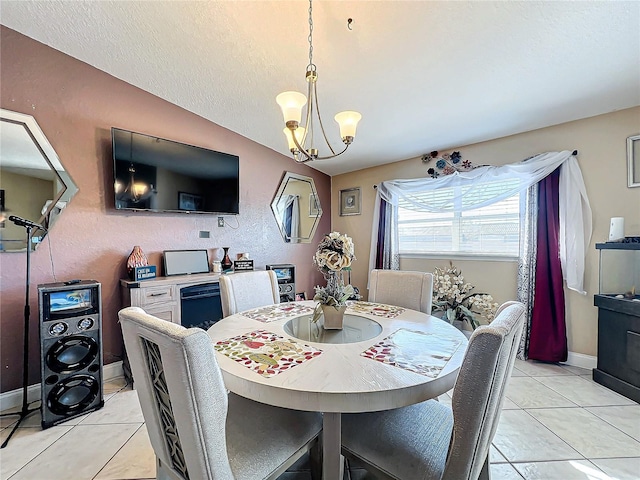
{"left": 112, "top": 128, "right": 239, "bottom": 214}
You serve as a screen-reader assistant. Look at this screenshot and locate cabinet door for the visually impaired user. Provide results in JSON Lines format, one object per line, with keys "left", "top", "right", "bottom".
{"left": 143, "top": 303, "right": 180, "bottom": 324}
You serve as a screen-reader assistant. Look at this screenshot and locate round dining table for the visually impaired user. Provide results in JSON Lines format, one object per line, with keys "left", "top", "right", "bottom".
{"left": 207, "top": 300, "right": 468, "bottom": 480}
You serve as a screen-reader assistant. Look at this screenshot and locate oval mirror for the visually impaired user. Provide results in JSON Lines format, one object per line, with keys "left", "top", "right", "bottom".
{"left": 0, "top": 109, "right": 78, "bottom": 252}
{"left": 271, "top": 172, "right": 322, "bottom": 243}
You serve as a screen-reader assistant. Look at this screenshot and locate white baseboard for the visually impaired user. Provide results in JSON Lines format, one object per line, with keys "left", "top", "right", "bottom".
{"left": 0, "top": 361, "right": 123, "bottom": 412}
{"left": 564, "top": 351, "right": 597, "bottom": 370}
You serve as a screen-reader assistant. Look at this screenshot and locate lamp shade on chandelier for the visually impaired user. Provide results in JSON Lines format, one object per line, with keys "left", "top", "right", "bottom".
{"left": 276, "top": 0, "right": 362, "bottom": 163}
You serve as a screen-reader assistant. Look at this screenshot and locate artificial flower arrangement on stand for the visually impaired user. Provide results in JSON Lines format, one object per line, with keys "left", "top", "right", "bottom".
{"left": 311, "top": 232, "right": 357, "bottom": 329}
{"left": 432, "top": 261, "right": 499, "bottom": 331}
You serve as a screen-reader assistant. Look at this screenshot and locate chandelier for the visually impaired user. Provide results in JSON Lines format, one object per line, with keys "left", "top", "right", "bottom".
{"left": 276, "top": 0, "right": 362, "bottom": 163}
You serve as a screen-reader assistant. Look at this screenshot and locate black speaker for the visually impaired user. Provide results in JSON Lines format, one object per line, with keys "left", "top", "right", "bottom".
{"left": 38, "top": 281, "right": 104, "bottom": 428}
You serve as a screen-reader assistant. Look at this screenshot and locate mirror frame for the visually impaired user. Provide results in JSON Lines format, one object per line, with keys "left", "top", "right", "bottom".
{"left": 1, "top": 108, "right": 76, "bottom": 250}
{"left": 271, "top": 171, "right": 322, "bottom": 243}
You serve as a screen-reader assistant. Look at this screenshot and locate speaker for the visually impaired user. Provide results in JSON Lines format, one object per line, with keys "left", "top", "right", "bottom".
{"left": 266, "top": 264, "right": 296, "bottom": 302}
{"left": 38, "top": 281, "right": 104, "bottom": 428}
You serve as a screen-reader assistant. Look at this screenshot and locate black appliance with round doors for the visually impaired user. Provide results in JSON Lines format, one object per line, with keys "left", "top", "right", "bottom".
{"left": 38, "top": 280, "right": 103, "bottom": 428}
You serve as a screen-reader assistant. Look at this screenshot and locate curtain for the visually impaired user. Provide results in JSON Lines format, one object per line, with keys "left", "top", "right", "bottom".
{"left": 370, "top": 151, "right": 592, "bottom": 294}
{"left": 277, "top": 195, "right": 300, "bottom": 243}
{"left": 528, "top": 168, "right": 568, "bottom": 362}
{"left": 517, "top": 185, "right": 538, "bottom": 360}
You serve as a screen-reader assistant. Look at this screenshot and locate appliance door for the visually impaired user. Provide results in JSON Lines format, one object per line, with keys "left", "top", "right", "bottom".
{"left": 180, "top": 283, "right": 223, "bottom": 330}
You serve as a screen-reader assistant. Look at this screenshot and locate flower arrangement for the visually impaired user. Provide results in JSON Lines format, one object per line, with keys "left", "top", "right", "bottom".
{"left": 421, "top": 150, "right": 479, "bottom": 178}
{"left": 432, "top": 261, "right": 499, "bottom": 329}
{"left": 312, "top": 232, "right": 357, "bottom": 322}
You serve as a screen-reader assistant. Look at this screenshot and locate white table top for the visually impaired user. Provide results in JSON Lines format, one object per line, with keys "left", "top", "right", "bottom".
{"left": 206, "top": 300, "right": 468, "bottom": 414}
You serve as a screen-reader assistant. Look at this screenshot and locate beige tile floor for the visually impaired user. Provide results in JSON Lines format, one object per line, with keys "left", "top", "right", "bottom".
{"left": 0, "top": 359, "right": 638, "bottom": 480}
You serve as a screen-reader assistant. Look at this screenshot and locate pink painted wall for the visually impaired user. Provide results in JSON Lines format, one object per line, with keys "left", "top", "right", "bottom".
{"left": 0, "top": 27, "right": 331, "bottom": 393}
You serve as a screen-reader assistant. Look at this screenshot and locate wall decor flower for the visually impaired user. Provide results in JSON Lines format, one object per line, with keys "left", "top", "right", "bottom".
{"left": 432, "top": 261, "right": 499, "bottom": 330}
{"left": 312, "top": 231, "right": 358, "bottom": 323}
{"left": 422, "top": 150, "right": 480, "bottom": 178}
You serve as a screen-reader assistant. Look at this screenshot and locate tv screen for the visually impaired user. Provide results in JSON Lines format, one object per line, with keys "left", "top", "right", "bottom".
{"left": 112, "top": 128, "right": 239, "bottom": 214}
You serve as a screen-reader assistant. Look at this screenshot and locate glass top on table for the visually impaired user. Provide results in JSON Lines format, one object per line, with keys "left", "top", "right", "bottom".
{"left": 283, "top": 313, "right": 383, "bottom": 344}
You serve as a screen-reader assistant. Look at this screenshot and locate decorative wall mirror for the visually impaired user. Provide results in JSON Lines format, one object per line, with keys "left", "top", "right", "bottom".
{"left": 0, "top": 109, "right": 78, "bottom": 252}
{"left": 271, "top": 172, "right": 322, "bottom": 243}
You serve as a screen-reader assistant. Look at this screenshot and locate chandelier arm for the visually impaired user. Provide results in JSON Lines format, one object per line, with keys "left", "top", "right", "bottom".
{"left": 290, "top": 127, "right": 317, "bottom": 162}
{"left": 312, "top": 80, "right": 337, "bottom": 155}
{"left": 315, "top": 143, "right": 350, "bottom": 161}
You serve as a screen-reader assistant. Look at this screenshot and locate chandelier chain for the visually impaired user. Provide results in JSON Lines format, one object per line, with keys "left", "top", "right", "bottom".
{"left": 307, "top": 0, "right": 314, "bottom": 69}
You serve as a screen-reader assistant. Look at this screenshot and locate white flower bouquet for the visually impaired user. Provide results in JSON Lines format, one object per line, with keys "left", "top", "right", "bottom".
{"left": 432, "top": 262, "right": 499, "bottom": 329}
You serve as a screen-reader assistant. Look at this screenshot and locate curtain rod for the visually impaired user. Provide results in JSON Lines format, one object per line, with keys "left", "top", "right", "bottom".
{"left": 373, "top": 150, "right": 579, "bottom": 189}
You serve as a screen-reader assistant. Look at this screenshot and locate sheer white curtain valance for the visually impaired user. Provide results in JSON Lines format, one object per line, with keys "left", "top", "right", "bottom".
{"left": 369, "top": 151, "right": 592, "bottom": 294}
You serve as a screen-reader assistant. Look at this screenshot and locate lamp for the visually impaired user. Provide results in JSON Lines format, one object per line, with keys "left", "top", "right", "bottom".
{"left": 276, "top": 0, "right": 361, "bottom": 163}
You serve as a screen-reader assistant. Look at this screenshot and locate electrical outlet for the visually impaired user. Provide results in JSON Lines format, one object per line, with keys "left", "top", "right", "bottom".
{"left": 218, "top": 217, "right": 224, "bottom": 227}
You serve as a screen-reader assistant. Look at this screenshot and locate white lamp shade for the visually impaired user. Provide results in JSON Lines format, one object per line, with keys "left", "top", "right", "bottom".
{"left": 276, "top": 91, "right": 307, "bottom": 124}
{"left": 334, "top": 111, "right": 362, "bottom": 139}
{"left": 283, "top": 126, "right": 306, "bottom": 151}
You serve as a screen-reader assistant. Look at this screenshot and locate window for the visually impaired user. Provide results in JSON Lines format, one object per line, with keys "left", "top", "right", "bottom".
{"left": 398, "top": 179, "right": 521, "bottom": 257}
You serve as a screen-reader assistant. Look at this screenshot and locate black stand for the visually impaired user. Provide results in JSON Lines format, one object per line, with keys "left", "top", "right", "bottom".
{"left": 1, "top": 225, "right": 40, "bottom": 448}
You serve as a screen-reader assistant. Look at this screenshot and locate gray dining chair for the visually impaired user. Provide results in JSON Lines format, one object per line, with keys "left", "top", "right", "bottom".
{"left": 341, "top": 301, "right": 526, "bottom": 480}
{"left": 219, "top": 270, "right": 280, "bottom": 317}
{"left": 368, "top": 269, "right": 434, "bottom": 314}
{"left": 119, "top": 306, "right": 322, "bottom": 480}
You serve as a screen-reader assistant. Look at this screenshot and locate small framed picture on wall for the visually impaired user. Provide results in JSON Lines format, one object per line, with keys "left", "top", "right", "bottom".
{"left": 339, "top": 187, "right": 361, "bottom": 216}
{"left": 628, "top": 134, "right": 640, "bottom": 188}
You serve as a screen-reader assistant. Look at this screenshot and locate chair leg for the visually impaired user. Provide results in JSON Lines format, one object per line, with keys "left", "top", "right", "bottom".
{"left": 310, "top": 436, "right": 323, "bottom": 480}
{"left": 478, "top": 454, "right": 491, "bottom": 480}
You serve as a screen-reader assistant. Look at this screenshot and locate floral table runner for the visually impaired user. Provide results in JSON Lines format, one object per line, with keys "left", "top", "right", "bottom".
{"left": 361, "top": 328, "right": 462, "bottom": 378}
{"left": 214, "top": 329, "right": 322, "bottom": 378}
{"left": 346, "top": 301, "right": 405, "bottom": 318}
{"left": 241, "top": 302, "right": 315, "bottom": 323}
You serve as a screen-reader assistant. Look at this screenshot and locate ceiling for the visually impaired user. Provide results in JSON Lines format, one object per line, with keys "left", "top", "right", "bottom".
{"left": 1, "top": 1, "right": 638, "bottom": 176}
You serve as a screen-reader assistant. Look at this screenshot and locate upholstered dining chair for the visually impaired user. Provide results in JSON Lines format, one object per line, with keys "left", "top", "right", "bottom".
{"left": 341, "top": 301, "right": 526, "bottom": 480}
{"left": 119, "top": 306, "right": 322, "bottom": 480}
{"left": 368, "top": 269, "right": 434, "bottom": 314}
{"left": 219, "top": 270, "right": 280, "bottom": 317}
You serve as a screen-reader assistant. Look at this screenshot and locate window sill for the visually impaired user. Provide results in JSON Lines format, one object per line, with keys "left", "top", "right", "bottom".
{"left": 400, "top": 253, "right": 519, "bottom": 263}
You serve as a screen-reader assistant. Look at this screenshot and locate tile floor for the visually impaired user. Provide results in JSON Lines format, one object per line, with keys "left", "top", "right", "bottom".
{"left": 0, "top": 359, "right": 638, "bottom": 480}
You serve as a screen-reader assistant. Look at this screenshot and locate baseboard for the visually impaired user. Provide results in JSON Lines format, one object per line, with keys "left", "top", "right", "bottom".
{"left": 0, "top": 361, "right": 123, "bottom": 412}
{"left": 564, "top": 351, "right": 597, "bottom": 370}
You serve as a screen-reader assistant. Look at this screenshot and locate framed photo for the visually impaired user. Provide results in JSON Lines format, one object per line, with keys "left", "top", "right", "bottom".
{"left": 627, "top": 134, "right": 640, "bottom": 188}
{"left": 309, "top": 193, "right": 321, "bottom": 217}
{"left": 339, "top": 187, "right": 361, "bottom": 216}
{"left": 178, "top": 192, "right": 204, "bottom": 211}
{"left": 295, "top": 292, "right": 307, "bottom": 301}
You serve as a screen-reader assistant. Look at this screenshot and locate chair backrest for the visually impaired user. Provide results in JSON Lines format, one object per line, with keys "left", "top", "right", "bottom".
{"left": 368, "top": 269, "right": 434, "bottom": 314}
{"left": 442, "top": 301, "right": 525, "bottom": 480}
{"left": 219, "top": 270, "right": 280, "bottom": 317}
{"left": 119, "top": 306, "right": 233, "bottom": 480}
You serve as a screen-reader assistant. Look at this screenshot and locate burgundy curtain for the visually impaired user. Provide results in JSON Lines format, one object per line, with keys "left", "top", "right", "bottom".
{"left": 528, "top": 168, "right": 567, "bottom": 362}
{"left": 375, "top": 198, "right": 388, "bottom": 269}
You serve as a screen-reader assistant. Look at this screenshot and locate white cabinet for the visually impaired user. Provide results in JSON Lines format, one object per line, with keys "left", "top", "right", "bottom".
{"left": 120, "top": 273, "right": 221, "bottom": 325}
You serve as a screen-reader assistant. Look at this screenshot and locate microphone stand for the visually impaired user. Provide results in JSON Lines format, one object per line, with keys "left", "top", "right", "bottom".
{"left": 1, "top": 225, "right": 40, "bottom": 448}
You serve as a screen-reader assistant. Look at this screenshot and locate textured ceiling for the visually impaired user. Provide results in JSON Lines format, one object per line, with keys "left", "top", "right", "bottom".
{"left": 1, "top": 1, "right": 639, "bottom": 176}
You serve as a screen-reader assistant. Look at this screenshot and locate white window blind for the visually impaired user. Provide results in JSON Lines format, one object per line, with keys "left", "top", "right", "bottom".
{"left": 398, "top": 179, "right": 521, "bottom": 257}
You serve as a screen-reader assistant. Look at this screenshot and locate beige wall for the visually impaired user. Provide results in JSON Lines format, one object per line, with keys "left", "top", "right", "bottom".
{"left": 332, "top": 106, "right": 640, "bottom": 357}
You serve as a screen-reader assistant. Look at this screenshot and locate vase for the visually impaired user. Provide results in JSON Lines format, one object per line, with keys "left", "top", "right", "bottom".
{"left": 221, "top": 247, "right": 233, "bottom": 271}
{"left": 322, "top": 304, "right": 346, "bottom": 330}
{"left": 126, "top": 245, "right": 148, "bottom": 279}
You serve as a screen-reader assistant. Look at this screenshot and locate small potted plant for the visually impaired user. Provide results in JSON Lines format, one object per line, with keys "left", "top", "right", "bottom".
{"left": 311, "top": 232, "right": 357, "bottom": 329}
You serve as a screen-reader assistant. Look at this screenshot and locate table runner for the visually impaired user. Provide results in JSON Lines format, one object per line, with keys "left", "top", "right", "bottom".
{"left": 361, "top": 328, "right": 462, "bottom": 378}
{"left": 241, "top": 302, "right": 314, "bottom": 323}
{"left": 346, "top": 301, "right": 405, "bottom": 318}
{"left": 214, "top": 329, "right": 322, "bottom": 378}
